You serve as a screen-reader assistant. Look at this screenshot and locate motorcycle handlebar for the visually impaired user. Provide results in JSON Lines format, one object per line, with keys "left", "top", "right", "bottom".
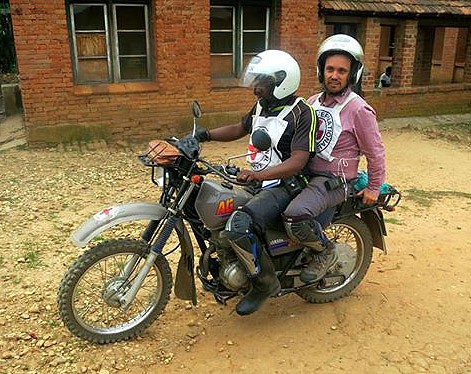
{"left": 197, "top": 159, "right": 249, "bottom": 187}
{"left": 381, "top": 188, "right": 401, "bottom": 212}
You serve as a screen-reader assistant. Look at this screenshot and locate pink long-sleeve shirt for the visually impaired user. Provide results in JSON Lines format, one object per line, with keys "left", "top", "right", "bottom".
{"left": 307, "top": 88, "right": 386, "bottom": 191}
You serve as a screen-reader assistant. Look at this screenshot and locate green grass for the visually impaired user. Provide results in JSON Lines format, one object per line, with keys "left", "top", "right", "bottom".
{"left": 405, "top": 188, "right": 471, "bottom": 207}
{"left": 25, "top": 250, "right": 42, "bottom": 268}
{"left": 420, "top": 122, "right": 471, "bottom": 146}
{"left": 435, "top": 122, "right": 471, "bottom": 134}
{"left": 384, "top": 217, "right": 403, "bottom": 225}
{"left": 47, "top": 320, "right": 60, "bottom": 327}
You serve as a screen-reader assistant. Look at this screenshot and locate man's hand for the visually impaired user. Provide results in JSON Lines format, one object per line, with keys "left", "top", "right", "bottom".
{"left": 236, "top": 169, "right": 261, "bottom": 182}
{"left": 194, "top": 125, "right": 211, "bottom": 142}
{"left": 357, "top": 188, "right": 379, "bottom": 205}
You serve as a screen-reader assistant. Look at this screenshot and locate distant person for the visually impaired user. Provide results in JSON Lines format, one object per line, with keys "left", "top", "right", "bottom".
{"left": 378, "top": 66, "right": 392, "bottom": 88}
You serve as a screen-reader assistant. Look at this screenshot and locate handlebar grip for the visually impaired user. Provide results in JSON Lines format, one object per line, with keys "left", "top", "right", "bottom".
{"left": 225, "top": 166, "right": 240, "bottom": 176}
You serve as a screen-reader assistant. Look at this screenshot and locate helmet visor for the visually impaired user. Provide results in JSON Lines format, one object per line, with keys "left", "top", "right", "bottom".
{"left": 240, "top": 55, "right": 276, "bottom": 88}
{"left": 240, "top": 72, "right": 276, "bottom": 89}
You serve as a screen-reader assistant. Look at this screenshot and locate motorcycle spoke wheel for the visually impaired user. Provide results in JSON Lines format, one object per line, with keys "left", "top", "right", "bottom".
{"left": 58, "top": 239, "right": 172, "bottom": 343}
{"left": 296, "top": 216, "right": 373, "bottom": 303}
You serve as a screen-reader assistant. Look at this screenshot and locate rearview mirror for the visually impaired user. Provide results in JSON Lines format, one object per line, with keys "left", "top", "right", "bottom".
{"left": 191, "top": 101, "right": 202, "bottom": 118}
{"left": 251, "top": 129, "right": 271, "bottom": 151}
{"left": 191, "top": 101, "right": 202, "bottom": 138}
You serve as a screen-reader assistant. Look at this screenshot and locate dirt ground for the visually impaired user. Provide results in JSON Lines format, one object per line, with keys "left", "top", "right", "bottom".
{"left": 0, "top": 125, "right": 470, "bottom": 374}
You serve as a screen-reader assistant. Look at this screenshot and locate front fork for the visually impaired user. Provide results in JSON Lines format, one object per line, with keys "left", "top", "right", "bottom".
{"left": 119, "top": 178, "right": 196, "bottom": 310}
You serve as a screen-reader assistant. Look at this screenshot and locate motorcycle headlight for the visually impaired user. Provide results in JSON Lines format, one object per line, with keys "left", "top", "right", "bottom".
{"left": 155, "top": 166, "right": 164, "bottom": 187}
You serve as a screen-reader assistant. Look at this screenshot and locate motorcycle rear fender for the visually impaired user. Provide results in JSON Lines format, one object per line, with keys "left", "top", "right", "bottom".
{"left": 71, "top": 202, "right": 168, "bottom": 247}
{"left": 361, "top": 208, "right": 387, "bottom": 253}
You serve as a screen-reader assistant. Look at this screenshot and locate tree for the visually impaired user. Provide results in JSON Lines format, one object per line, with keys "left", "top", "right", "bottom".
{"left": 0, "top": 1, "right": 16, "bottom": 122}
{"left": 0, "top": 1, "right": 17, "bottom": 74}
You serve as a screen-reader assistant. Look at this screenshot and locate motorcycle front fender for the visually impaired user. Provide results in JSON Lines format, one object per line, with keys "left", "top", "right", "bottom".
{"left": 71, "top": 202, "right": 168, "bottom": 247}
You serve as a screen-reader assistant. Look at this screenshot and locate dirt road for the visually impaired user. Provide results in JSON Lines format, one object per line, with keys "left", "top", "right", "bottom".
{"left": 0, "top": 127, "right": 470, "bottom": 373}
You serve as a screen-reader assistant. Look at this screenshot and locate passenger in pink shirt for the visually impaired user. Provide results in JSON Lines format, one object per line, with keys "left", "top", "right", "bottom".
{"left": 283, "top": 34, "right": 386, "bottom": 283}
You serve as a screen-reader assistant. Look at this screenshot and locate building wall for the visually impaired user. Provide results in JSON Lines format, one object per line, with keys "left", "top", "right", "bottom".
{"left": 466, "top": 28, "right": 471, "bottom": 83}
{"left": 368, "top": 84, "right": 471, "bottom": 120}
{"left": 8, "top": 1, "right": 471, "bottom": 145}
{"left": 9, "top": 0, "right": 320, "bottom": 144}
{"left": 10, "top": 0, "right": 217, "bottom": 142}
{"left": 431, "top": 28, "right": 460, "bottom": 84}
{"left": 362, "top": 17, "right": 381, "bottom": 88}
{"left": 279, "top": 0, "right": 318, "bottom": 97}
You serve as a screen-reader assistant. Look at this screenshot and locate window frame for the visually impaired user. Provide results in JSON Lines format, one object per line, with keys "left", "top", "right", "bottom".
{"left": 68, "top": 1, "right": 152, "bottom": 84}
{"left": 210, "top": 2, "right": 271, "bottom": 84}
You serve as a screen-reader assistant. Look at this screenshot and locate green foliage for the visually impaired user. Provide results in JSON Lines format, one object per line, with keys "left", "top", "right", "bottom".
{"left": 0, "top": 2, "right": 17, "bottom": 74}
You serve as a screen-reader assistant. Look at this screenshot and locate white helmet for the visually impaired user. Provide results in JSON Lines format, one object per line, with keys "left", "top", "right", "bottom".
{"left": 317, "top": 34, "right": 364, "bottom": 85}
{"left": 241, "top": 50, "right": 301, "bottom": 100}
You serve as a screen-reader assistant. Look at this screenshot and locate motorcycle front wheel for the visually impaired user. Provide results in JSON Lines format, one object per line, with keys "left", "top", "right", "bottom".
{"left": 58, "top": 238, "right": 172, "bottom": 343}
{"left": 296, "top": 216, "right": 373, "bottom": 303}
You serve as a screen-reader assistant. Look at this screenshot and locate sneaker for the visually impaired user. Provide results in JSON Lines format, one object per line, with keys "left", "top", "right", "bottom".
{"left": 300, "top": 244, "right": 338, "bottom": 283}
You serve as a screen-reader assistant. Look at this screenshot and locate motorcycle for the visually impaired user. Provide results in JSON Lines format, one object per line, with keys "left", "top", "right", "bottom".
{"left": 58, "top": 101, "right": 401, "bottom": 344}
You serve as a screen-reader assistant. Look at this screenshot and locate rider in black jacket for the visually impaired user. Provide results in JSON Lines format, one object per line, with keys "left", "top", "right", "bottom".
{"left": 195, "top": 50, "right": 317, "bottom": 315}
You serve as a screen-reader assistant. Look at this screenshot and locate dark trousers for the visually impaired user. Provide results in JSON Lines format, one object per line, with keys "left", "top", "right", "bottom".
{"left": 242, "top": 186, "right": 292, "bottom": 231}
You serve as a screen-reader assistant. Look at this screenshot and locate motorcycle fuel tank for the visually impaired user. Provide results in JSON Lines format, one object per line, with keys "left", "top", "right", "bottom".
{"left": 194, "top": 180, "right": 252, "bottom": 230}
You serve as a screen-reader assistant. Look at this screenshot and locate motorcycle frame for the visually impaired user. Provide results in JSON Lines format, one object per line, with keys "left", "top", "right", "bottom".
{"left": 70, "top": 146, "right": 398, "bottom": 307}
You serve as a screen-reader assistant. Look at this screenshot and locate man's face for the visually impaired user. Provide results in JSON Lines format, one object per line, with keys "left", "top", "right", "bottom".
{"left": 323, "top": 54, "right": 351, "bottom": 94}
{"left": 252, "top": 76, "right": 274, "bottom": 100}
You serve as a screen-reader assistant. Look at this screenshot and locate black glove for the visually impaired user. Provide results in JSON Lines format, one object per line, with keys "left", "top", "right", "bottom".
{"left": 194, "top": 125, "right": 211, "bottom": 142}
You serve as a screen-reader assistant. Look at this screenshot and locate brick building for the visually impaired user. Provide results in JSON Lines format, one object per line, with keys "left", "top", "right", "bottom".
{"left": 7, "top": 0, "right": 471, "bottom": 144}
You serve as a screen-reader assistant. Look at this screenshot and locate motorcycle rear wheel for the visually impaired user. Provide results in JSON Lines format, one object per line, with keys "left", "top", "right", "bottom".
{"left": 58, "top": 238, "right": 172, "bottom": 343}
{"left": 296, "top": 216, "right": 373, "bottom": 303}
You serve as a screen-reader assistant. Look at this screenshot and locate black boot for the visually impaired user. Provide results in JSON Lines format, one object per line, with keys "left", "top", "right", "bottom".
{"left": 236, "top": 250, "right": 281, "bottom": 316}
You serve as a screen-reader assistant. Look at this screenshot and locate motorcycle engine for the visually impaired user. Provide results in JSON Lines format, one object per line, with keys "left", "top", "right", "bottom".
{"left": 217, "top": 244, "right": 249, "bottom": 291}
{"left": 219, "top": 259, "right": 249, "bottom": 291}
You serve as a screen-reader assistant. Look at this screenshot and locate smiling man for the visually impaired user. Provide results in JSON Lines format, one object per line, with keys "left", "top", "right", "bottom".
{"left": 282, "top": 34, "right": 386, "bottom": 284}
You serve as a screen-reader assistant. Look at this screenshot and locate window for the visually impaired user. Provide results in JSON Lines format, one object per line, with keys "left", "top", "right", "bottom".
{"left": 432, "top": 27, "right": 445, "bottom": 62}
{"left": 210, "top": 1, "right": 271, "bottom": 81}
{"left": 379, "top": 26, "right": 395, "bottom": 58}
{"left": 325, "top": 23, "right": 358, "bottom": 39}
{"left": 67, "top": 1, "right": 151, "bottom": 84}
{"left": 455, "top": 28, "right": 468, "bottom": 65}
